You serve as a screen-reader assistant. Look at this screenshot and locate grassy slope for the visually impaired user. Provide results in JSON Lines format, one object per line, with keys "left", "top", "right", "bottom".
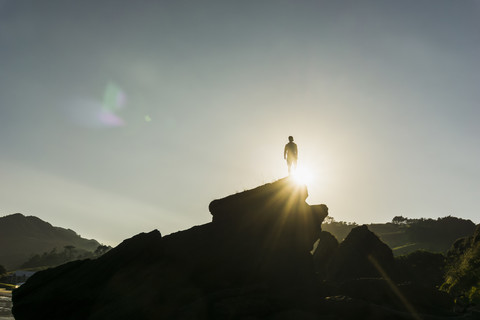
{"left": 322, "top": 217, "right": 476, "bottom": 256}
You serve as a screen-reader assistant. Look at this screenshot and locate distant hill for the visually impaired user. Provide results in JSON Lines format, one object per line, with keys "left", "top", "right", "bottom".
{"left": 322, "top": 216, "right": 476, "bottom": 255}
{"left": 0, "top": 213, "right": 101, "bottom": 270}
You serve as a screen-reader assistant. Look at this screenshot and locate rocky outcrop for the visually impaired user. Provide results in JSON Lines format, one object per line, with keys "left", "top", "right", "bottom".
{"left": 13, "top": 178, "right": 329, "bottom": 319}
{"left": 313, "top": 226, "right": 457, "bottom": 318}
{"left": 209, "top": 178, "right": 309, "bottom": 222}
{"left": 13, "top": 231, "right": 164, "bottom": 319}
{"left": 209, "top": 177, "right": 328, "bottom": 278}
{"left": 396, "top": 250, "right": 446, "bottom": 288}
{"left": 326, "top": 225, "right": 396, "bottom": 281}
{"left": 314, "top": 225, "right": 397, "bottom": 281}
{"left": 312, "top": 231, "right": 338, "bottom": 276}
{"left": 12, "top": 179, "right": 467, "bottom": 319}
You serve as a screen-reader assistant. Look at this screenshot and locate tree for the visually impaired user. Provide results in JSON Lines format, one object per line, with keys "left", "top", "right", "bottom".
{"left": 392, "top": 216, "right": 407, "bottom": 224}
{"left": 0, "top": 264, "right": 6, "bottom": 276}
{"left": 64, "top": 245, "right": 76, "bottom": 259}
{"left": 323, "top": 216, "right": 335, "bottom": 224}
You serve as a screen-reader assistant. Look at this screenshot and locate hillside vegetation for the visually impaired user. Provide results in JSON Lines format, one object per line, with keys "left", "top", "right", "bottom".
{"left": 322, "top": 215, "right": 476, "bottom": 255}
{"left": 0, "top": 213, "right": 102, "bottom": 269}
{"left": 442, "top": 225, "right": 480, "bottom": 306}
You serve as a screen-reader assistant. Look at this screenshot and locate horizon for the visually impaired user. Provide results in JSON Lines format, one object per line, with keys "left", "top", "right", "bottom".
{"left": 1, "top": 0, "right": 479, "bottom": 246}
{"left": 0, "top": 179, "right": 477, "bottom": 247}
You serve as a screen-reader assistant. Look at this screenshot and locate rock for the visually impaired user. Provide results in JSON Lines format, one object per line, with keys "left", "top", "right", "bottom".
{"left": 395, "top": 250, "right": 446, "bottom": 287}
{"left": 12, "top": 180, "right": 460, "bottom": 319}
{"left": 208, "top": 178, "right": 328, "bottom": 283}
{"left": 318, "top": 295, "right": 421, "bottom": 320}
{"left": 13, "top": 180, "right": 329, "bottom": 320}
{"left": 312, "top": 231, "right": 338, "bottom": 278}
{"left": 337, "top": 278, "right": 454, "bottom": 317}
{"left": 326, "top": 225, "right": 396, "bottom": 281}
{"left": 209, "top": 178, "right": 327, "bottom": 256}
{"left": 13, "top": 230, "right": 164, "bottom": 320}
{"left": 395, "top": 282, "right": 454, "bottom": 316}
{"left": 209, "top": 177, "right": 308, "bottom": 223}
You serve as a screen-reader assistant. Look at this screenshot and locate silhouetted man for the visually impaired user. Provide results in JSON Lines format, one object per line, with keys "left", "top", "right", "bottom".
{"left": 284, "top": 136, "right": 298, "bottom": 175}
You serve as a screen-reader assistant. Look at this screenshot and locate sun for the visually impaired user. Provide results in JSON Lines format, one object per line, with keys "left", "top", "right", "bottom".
{"left": 291, "top": 166, "right": 314, "bottom": 186}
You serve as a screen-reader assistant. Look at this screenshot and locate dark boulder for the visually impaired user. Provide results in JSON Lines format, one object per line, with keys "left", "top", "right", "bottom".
{"left": 313, "top": 231, "right": 338, "bottom": 277}
{"left": 208, "top": 178, "right": 328, "bottom": 282}
{"left": 327, "top": 225, "right": 396, "bottom": 281}
{"left": 209, "top": 177, "right": 308, "bottom": 223}
{"left": 395, "top": 250, "right": 446, "bottom": 287}
{"left": 337, "top": 278, "right": 454, "bottom": 317}
{"left": 13, "top": 230, "right": 164, "bottom": 320}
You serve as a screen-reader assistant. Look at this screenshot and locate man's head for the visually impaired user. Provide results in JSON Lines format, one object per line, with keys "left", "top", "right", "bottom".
{"left": 288, "top": 136, "right": 294, "bottom": 142}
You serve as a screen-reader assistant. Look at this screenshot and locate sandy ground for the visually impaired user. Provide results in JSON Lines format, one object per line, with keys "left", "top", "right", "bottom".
{"left": 0, "top": 290, "right": 13, "bottom": 320}
{"left": 0, "top": 289, "right": 11, "bottom": 297}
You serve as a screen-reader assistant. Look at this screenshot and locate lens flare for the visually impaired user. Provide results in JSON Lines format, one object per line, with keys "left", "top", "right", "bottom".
{"left": 99, "top": 81, "right": 126, "bottom": 127}
{"left": 67, "top": 82, "right": 127, "bottom": 128}
{"left": 98, "top": 109, "right": 125, "bottom": 126}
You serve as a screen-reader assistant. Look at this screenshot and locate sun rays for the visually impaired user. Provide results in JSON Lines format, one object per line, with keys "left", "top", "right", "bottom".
{"left": 290, "top": 166, "right": 314, "bottom": 187}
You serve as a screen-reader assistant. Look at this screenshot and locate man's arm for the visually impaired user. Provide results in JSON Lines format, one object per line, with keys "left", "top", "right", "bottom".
{"left": 284, "top": 145, "right": 287, "bottom": 159}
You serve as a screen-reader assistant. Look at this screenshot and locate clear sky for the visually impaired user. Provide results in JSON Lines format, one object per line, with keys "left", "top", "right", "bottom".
{"left": 1, "top": 0, "right": 479, "bottom": 245}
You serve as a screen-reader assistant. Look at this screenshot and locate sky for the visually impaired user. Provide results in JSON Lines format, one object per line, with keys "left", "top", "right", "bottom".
{"left": 1, "top": 0, "right": 479, "bottom": 246}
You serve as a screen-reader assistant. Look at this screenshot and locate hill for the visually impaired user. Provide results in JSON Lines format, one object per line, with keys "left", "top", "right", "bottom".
{"left": 322, "top": 216, "right": 476, "bottom": 255}
{"left": 12, "top": 178, "right": 478, "bottom": 319}
{"left": 0, "top": 213, "right": 101, "bottom": 270}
